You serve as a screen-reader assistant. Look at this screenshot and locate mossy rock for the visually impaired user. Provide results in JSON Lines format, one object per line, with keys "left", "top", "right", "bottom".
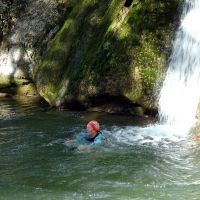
{"left": 16, "top": 83, "right": 38, "bottom": 96}
{"left": 0, "top": 74, "right": 32, "bottom": 88}
{"left": 36, "top": 0, "right": 183, "bottom": 111}
{"left": 0, "top": 75, "right": 11, "bottom": 88}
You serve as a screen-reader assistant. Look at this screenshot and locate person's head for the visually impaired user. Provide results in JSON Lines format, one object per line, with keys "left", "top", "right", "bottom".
{"left": 86, "top": 120, "right": 100, "bottom": 136}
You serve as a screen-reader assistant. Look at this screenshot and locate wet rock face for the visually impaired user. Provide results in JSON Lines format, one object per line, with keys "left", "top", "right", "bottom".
{"left": 0, "top": 0, "right": 69, "bottom": 99}
{"left": 0, "top": 0, "right": 67, "bottom": 81}
{"left": 36, "top": 0, "right": 183, "bottom": 111}
{"left": 1, "top": 0, "right": 65, "bottom": 47}
{"left": 0, "top": 0, "right": 26, "bottom": 40}
{"left": 9, "top": 0, "right": 61, "bottom": 48}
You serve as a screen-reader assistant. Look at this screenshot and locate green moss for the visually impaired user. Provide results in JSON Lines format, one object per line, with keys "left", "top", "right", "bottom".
{"left": 17, "top": 83, "right": 38, "bottom": 96}
{"left": 117, "top": 0, "right": 182, "bottom": 107}
{"left": 36, "top": 0, "right": 92, "bottom": 101}
{"left": 0, "top": 75, "right": 12, "bottom": 88}
{"left": 68, "top": 0, "right": 123, "bottom": 80}
{"left": 36, "top": 0, "right": 183, "bottom": 109}
{"left": 133, "top": 34, "right": 164, "bottom": 90}
{"left": 37, "top": 0, "right": 122, "bottom": 103}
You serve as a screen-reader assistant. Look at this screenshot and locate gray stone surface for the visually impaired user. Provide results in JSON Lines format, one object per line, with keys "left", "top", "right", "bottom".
{"left": 0, "top": 0, "right": 66, "bottom": 79}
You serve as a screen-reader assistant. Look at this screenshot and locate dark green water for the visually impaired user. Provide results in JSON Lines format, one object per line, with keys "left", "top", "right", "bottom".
{"left": 1, "top": 98, "right": 200, "bottom": 200}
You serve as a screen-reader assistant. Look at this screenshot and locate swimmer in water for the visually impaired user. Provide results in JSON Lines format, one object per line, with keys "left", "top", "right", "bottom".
{"left": 66, "top": 120, "right": 105, "bottom": 150}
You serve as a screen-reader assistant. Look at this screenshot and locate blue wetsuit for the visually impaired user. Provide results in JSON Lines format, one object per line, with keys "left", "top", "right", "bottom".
{"left": 76, "top": 131, "right": 105, "bottom": 146}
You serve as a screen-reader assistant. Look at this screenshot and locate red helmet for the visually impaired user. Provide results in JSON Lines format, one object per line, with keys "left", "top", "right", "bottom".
{"left": 87, "top": 120, "right": 100, "bottom": 132}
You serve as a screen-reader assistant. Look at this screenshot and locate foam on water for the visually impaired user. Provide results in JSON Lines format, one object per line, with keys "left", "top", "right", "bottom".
{"left": 108, "top": 123, "right": 188, "bottom": 146}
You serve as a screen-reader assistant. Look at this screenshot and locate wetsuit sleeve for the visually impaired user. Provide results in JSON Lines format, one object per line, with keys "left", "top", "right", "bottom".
{"left": 90, "top": 133, "right": 105, "bottom": 146}
{"left": 75, "top": 133, "right": 90, "bottom": 142}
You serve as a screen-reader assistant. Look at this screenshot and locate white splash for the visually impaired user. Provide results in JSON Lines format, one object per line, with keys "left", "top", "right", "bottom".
{"left": 110, "top": 124, "right": 185, "bottom": 146}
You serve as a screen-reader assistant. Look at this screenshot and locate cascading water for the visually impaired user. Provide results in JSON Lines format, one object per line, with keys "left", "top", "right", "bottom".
{"left": 158, "top": 0, "right": 200, "bottom": 134}
{"left": 112, "top": 0, "right": 200, "bottom": 145}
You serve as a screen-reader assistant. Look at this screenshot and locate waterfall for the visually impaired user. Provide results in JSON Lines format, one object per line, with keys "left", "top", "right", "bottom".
{"left": 158, "top": 0, "right": 200, "bottom": 134}
{"left": 103, "top": 0, "right": 200, "bottom": 145}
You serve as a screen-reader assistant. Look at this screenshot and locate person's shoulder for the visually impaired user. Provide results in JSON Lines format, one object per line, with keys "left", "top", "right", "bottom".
{"left": 93, "top": 131, "right": 105, "bottom": 143}
{"left": 97, "top": 131, "right": 105, "bottom": 139}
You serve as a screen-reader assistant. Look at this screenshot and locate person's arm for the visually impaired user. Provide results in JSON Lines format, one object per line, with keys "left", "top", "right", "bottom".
{"left": 65, "top": 139, "right": 77, "bottom": 144}
{"left": 75, "top": 133, "right": 89, "bottom": 142}
{"left": 78, "top": 144, "right": 93, "bottom": 150}
{"left": 66, "top": 133, "right": 90, "bottom": 150}
{"left": 65, "top": 133, "right": 87, "bottom": 146}
{"left": 78, "top": 134, "right": 103, "bottom": 150}
{"left": 66, "top": 133, "right": 88, "bottom": 143}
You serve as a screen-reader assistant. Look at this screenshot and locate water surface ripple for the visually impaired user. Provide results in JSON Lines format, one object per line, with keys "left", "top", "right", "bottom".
{"left": 0, "top": 99, "right": 200, "bottom": 200}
